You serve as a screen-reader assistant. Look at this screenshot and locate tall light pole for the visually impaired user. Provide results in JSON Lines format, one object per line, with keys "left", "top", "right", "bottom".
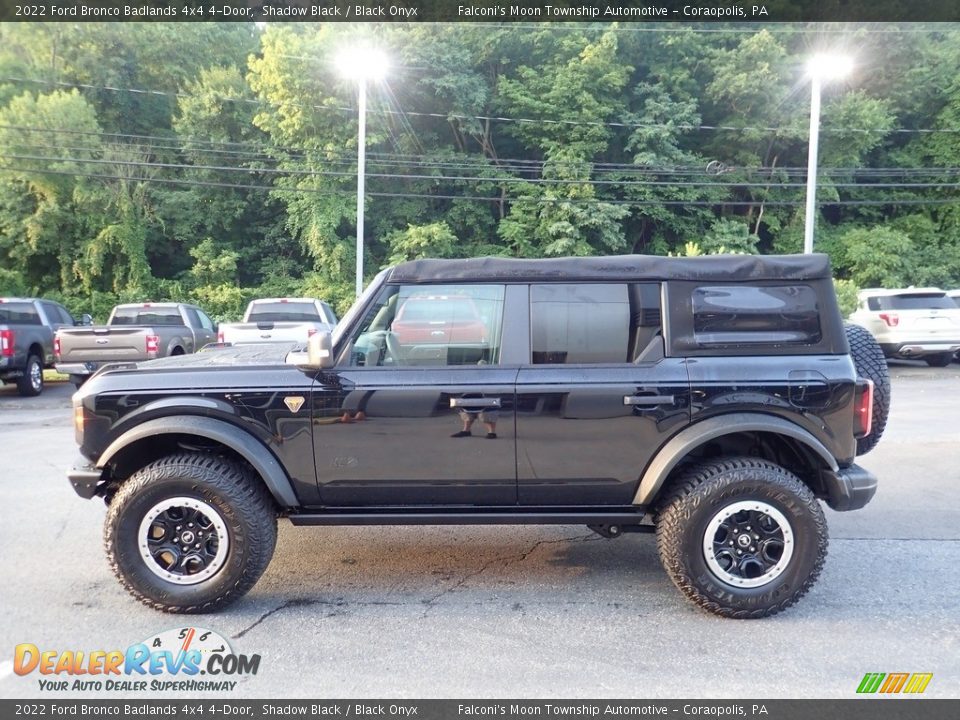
{"left": 803, "top": 54, "right": 853, "bottom": 254}
{"left": 336, "top": 47, "right": 388, "bottom": 296}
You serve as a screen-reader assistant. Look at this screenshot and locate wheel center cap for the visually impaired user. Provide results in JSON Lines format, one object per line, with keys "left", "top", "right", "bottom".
{"left": 181, "top": 531, "right": 196, "bottom": 544}
{"left": 737, "top": 534, "right": 752, "bottom": 548}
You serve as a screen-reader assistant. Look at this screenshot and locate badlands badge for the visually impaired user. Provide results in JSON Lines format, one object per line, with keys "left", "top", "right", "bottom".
{"left": 284, "top": 396, "right": 305, "bottom": 413}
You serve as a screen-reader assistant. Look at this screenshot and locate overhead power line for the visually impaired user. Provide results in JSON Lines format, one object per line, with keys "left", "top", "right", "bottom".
{"left": 5, "top": 152, "right": 960, "bottom": 193}
{"left": 5, "top": 76, "right": 959, "bottom": 135}
{"left": 1, "top": 165, "right": 957, "bottom": 208}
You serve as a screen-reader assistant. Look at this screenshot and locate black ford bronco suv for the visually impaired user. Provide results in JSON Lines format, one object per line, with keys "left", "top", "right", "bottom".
{"left": 68, "top": 254, "right": 889, "bottom": 618}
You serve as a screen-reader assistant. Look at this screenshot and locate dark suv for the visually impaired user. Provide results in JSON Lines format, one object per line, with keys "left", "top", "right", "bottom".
{"left": 67, "top": 254, "right": 888, "bottom": 618}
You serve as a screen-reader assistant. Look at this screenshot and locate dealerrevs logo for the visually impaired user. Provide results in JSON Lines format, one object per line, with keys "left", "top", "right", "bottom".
{"left": 14, "top": 627, "right": 259, "bottom": 692}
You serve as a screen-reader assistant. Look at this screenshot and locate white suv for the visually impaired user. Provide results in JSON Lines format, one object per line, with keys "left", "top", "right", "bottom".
{"left": 849, "top": 288, "right": 960, "bottom": 367}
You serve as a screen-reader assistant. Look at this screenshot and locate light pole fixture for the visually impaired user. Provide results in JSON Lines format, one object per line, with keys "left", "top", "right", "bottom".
{"left": 803, "top": 53, "right": 854, "bottom": 254}
{"left": 336, "top": 47, "right": 389, "bottom": 296}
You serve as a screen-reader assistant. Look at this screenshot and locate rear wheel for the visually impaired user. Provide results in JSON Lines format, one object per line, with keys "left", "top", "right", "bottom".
{"left": 924, "top": 352, "right": 953, "bottom": 368}
{"left": 16, "top": 354, "right": 43, "bottom": 396}
{"left": 656, "top": 457, "right": 828, "bottom": 619}
{"left": 104, "top": 453, "right": 277, "bottom": 613}
{"left": 844, "top": 323, "right": 890, "bottom": 455}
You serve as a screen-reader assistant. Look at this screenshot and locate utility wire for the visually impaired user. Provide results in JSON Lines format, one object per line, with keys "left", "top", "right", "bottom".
{"left": 7, "top": 152, "right": 960, "bottom": 191}
{"left": 5, "top": 76, "right": 959, "bottom": 135}
{"left": 2, "top": 165, "right": 957, "bottom": 207}
{"left": 4, "top": 125, "right": 960, "bottom": 180}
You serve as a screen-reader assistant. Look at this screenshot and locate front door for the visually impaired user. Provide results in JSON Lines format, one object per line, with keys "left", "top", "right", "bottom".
{"left": 311, "top": 283, "right": 519, "bottom": 506}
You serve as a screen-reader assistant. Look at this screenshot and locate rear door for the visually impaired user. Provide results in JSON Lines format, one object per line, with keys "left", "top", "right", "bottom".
{"left": 515, "top": 283, "right": 690, "bottom": 506}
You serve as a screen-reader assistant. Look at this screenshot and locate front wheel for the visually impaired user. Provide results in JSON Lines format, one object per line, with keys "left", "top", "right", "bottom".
{"left": 656, "top": 457, "right": 828, "bottom": 619}
{"left": 104, "top": 453, "right": 277, "bottom": 613}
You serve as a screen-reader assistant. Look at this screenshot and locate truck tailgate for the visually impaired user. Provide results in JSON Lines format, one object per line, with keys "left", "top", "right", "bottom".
{"left": 56, "top": 327, "right": 152, "bottom": 363}
{"left": 220, "top": 321, "right": 331, "bottom": 345}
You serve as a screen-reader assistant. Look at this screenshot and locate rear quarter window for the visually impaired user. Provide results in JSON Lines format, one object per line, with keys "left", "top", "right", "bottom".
{"left": 691, "top": 285, "right": 821, "bottom": 346}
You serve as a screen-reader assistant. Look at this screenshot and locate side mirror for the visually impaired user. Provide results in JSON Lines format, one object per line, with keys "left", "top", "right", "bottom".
{"left": 286, "top": 331, "right": 334, "bottom": 370}
{"left": 80, "top": 314, "right": 93, "bottom": 326}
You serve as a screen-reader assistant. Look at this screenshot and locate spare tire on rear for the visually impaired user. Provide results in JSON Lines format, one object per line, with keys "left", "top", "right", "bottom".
{"left": 845, "top": 323, "right": 890, "bottom": 455}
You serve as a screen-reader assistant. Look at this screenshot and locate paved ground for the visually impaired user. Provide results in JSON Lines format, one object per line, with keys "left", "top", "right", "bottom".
{"left": 1, "top": 363, "right": 958, "bottom": 699}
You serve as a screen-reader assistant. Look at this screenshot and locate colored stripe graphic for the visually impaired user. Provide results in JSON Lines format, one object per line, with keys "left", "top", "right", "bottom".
{"left": 857, "top": 673, "right": 885, "bottom": 694}
{"left": 880, "top": 673, "right": 909, "bottom": 693}
{"left": 903, "top": 673, "right": 933, "bottom": 694}
{"left": 856, "top": 672, "right": 933, "bottom": 694}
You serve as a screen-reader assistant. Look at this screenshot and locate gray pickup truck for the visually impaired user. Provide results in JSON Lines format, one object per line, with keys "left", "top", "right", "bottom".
{"left": 55, "top": 302, "right": 216, "bottom": 384}
{"left": 1, "top": 297, "right": 88, "bottom": 396}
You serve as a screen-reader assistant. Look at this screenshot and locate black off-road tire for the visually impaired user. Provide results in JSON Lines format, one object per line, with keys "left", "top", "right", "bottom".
{"left": 844, "top": 323, "right": 890, "bottom": 455}
{"left": 104, "top": 453, "right": 277, "bottom": 613}
{"left": 656, "top": 457, "right": 828, "bottom": 619}
{"left": 16, "top": 353, "right": 43, "bottom": 396}
{"left": 924, "top": 352, "right": 954, "bottom": 368}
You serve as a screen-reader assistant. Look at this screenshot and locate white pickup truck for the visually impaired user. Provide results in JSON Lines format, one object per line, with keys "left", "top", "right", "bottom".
{"left": 217, "top": 298, "right": 338, "bottom": 346}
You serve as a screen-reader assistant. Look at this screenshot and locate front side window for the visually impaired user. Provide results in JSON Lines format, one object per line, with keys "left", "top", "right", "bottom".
{"left": 346, "top": 284, "right": 505, "bottom": 367}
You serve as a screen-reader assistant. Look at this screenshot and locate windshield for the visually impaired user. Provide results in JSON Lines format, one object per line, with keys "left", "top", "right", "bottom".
{"left": 332, "top": 270, "right": 389, "bottom": 349}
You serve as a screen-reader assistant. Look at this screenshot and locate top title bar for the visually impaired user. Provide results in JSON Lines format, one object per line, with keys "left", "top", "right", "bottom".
{"left": 2, "top": 0, "right": 959, "bottom": 23}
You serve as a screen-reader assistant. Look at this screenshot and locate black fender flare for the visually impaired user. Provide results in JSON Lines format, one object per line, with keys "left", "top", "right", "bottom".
{"left": 97, "top": 415, "right": 299, "bottom": 508}
{"left": 631, "top": 412, "right": 839, "bottom": 506}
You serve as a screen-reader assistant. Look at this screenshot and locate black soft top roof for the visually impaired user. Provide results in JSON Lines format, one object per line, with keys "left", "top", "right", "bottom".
{"left": 386, "top": 253, "right": 832, "bottom": 284}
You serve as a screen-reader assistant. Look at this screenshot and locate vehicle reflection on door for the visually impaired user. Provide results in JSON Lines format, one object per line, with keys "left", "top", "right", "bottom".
{"left": 311, "top": 367, "right": 519, "bottom": 506}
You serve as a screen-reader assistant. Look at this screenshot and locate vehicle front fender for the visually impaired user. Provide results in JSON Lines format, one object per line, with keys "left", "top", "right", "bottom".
{"left": 97, "top": 415, "right": 298, "bottom": 508}
{"left": 632, "top": 412, "right": 839, "bottom": 506}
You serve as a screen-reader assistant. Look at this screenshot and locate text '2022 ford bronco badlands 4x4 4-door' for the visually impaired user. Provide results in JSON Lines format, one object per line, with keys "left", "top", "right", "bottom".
{"left": 68, "top": 254, "right": 888, "bottom": 618}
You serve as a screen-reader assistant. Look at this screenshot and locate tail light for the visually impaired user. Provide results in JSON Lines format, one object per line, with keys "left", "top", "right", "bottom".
{"left": 307, "top": 328, "right": 318, "bottom": 338}
{"left": 145, "top": 334, "right": 160, "bottom": 356}
{"left": 0, "top": 329, "right": 13, "bottom": 357}
{"left": 879, "top": 312, "right": 899, "bottom": 327}
{"left": 854, "top": 379, "right": 874, "bottom": 438}
{"left": 54, "top": 334, "right": 61, "bottom": 360}
{"left": 217, "top": 329, "right": 224, "bottom": 343}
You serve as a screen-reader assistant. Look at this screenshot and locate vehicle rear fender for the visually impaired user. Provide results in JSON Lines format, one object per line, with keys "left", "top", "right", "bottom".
{"left": 97, "top": 415, "right": 298, "bottom": 507}
{"left": 632, "top": 412, "right": 839, "bottom": 506}
{"left": 165, "top": 335, "right": 188, "bottom": 355}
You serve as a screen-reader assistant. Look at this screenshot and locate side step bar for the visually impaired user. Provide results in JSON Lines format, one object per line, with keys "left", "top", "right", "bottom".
{"left": 289, "top": 510, "right": 650, "bottom": 527}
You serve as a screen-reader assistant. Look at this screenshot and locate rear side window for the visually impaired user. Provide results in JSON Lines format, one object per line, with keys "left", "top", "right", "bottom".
{"left": 0, "top": 303, "right": 41, "bottom": 324}
{"left": 867, "top": 293, "right": 955, "bottom": 311}
{"left": 692, "top": 285, "right": 821, "bottom": 346}
{"left": 531, "top": 283, "right": 664, "bottom": 364}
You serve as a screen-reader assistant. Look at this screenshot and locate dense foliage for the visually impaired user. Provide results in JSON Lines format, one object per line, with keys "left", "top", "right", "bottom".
{"left": 0, "top": 22, "right": 958, "bottom": 319}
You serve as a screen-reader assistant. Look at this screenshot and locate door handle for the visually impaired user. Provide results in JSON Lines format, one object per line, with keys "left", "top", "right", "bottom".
{"left": 450, "top": 397, "right": 502, "bottom": 409}
{"left": 623, "top": 394, "right": 675, "bottom": 406}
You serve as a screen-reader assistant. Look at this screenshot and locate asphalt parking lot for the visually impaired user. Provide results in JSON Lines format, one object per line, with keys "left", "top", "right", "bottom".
{"left": 1, "top": 362, "right": 958, "bottom": 699}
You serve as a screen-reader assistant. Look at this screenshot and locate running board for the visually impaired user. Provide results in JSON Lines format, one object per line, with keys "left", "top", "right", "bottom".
{"left": 288, "top": 510, "right": 650, "bottom": 527}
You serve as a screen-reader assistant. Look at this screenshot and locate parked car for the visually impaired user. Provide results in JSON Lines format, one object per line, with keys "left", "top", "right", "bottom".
{"left": 54, "top": 302, "right": 217, "bottom": 384}
{"left": 0, "top": 297, "right": 89, "bottom": 396}
{"left": 68, "top": 253, "right": 889, "bottom": 618}
{"left": 848, "top": 288, "right": 960, "bottom": 367}
{"left": 216, "top": 298, "right": 337, "bottom": 346}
